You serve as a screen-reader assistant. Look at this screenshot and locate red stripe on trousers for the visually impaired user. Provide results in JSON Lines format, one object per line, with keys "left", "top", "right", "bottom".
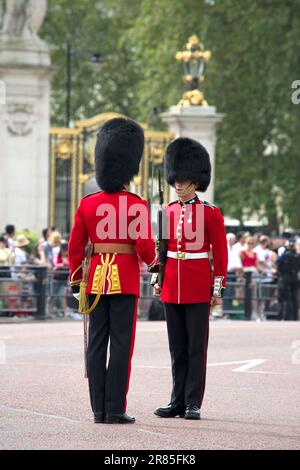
{"left": 123, "top": 296, "right": 138, "bottom": 412}
{"left": 199, "top": 303, "right": 210, "bottom": 408}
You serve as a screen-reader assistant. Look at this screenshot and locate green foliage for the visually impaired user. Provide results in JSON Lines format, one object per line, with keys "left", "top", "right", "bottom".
{"left": 16, "top": 230, "right": 39, "bottom": 253}
{"left": 41, "top": 0, "right": 300, "bottom": 230}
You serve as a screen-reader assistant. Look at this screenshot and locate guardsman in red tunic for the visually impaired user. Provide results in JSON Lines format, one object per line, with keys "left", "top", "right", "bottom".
{"left": 154, "top": 137, "right": 228, "bottom": 420}
{"left": 68, "top": 118, "right": 156, "bottom": 424}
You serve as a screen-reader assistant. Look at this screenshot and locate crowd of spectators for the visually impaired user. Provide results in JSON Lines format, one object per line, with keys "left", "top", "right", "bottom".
{"left": 225, "top": 231, "right": 300, "bottom": 321}
{"left": 0, "top": 225, "right": 68, "bottom": 270}
{"left": 0, "top": 225, "right": 72, "bottom": 318}
{"left": 0, "top": 224, "right": 299, "bottom": 320}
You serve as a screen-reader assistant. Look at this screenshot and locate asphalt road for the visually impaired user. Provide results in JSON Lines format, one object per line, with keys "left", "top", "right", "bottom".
{"left": 0, "top": 319, "right": 300, "bottom": 450}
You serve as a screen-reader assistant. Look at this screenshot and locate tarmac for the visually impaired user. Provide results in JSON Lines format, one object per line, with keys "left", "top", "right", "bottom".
{"left": 0, "top": 319, "right": 300, "bottom": 450}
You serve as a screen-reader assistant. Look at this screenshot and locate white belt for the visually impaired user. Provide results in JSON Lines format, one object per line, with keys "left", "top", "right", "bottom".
{"left": 167, "top": 250, "right": 209, "bottom": 260}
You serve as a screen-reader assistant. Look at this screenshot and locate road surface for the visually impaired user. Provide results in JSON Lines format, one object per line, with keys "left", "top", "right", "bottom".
{"left": 0, "top": 319, "right": 299, "bottom": 450}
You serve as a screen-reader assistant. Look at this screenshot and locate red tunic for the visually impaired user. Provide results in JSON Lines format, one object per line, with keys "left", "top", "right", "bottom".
{"left": 161, "top": 196, "right": 228, "bottom": 304}
{"left": 68, "top": 190, "right": 156, "bottom": 297}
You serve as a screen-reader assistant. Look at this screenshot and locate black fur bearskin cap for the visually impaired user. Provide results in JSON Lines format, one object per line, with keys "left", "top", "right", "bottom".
{"left": 164, "top": 137, "right": 211, "bottom": 192}
{"left": 95, "top": 117, "right": 144, "bottom": 192}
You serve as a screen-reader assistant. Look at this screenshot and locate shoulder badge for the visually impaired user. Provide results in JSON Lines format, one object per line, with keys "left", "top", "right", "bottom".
{"left": 200, "top": 200, "right": 217, "bottom": 209}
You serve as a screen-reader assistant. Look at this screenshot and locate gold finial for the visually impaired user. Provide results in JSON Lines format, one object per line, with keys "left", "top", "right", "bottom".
{"left": 78, "top": 174, "right": 90, "bottom": 184}
{"left": 175, "top": 35, "right": 211, "bottom": 106}
{"left": 55, "top": 139, "right": 74, "bottom": 160}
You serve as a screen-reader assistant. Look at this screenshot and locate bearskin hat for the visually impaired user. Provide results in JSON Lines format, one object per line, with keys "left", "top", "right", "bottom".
{"left": 95, "top": 117, "right": 144, "bottom": 192}
{"left": 164, "top": 137, "right": 211, "bottom": 192}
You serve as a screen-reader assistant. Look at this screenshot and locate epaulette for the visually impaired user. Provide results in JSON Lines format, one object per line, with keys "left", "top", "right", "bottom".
{"left": 200, "top": 200, "right": 217, "bottom": 209}
{"left": 81, "top": 190, "right": 103, "bottom": 200}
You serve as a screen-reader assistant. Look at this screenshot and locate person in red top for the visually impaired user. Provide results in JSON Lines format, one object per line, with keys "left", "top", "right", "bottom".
{"left": 240, "top": 236, "right": 259, "bottom": 272}
{"left": 154, "top": 137, "right": 228, "bottom": 420}
{"left": 68, "top": 118, "right": 156, "bottom": 425}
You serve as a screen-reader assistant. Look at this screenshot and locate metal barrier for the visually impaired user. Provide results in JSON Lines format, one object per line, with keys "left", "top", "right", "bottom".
{"left": 222, "top": 272, "right": 280, "bottom": 320}
{"left": 0, "top": 265, "right": 74, "bottom": 319}
{"left": 0, "top": 266, "right": 295, "bottom": 320}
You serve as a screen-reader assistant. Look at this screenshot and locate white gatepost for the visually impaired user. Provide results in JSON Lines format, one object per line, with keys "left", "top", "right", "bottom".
{"left": 161, "top": 105, "right": 224, "bottom": 203}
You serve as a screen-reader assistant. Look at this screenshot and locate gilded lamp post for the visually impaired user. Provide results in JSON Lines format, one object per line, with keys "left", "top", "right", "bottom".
{"left": 176, "top": 35, "right": 211, "bottom": 106}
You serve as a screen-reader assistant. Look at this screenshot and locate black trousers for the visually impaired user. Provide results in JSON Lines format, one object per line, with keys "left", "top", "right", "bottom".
{"left": 278, "top": 280, "right": 299, "bottom": 321}
{"left": 87, "top": 294, "right": 138, "bottom": 415}
{"left": 164, "top": 302, "right": 210, "bottom": 408}
{"left": 223, "top": 271, "right": 236, "bottom": 313}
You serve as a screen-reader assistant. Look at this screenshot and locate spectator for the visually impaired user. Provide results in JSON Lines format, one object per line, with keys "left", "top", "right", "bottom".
{"left": 14, "top": 234, "right": 30, "bottom": 265}
{"left": 55, "top": 242, "right": 69, "bottom": 269}
{"left": 254, "top": 236, "right": 278, "bottom": 317}
{"left": 0, "top": 236, "right": 12, "bottom": 266}
{"left": 223, "top": 233, "right": 243, "bottom": 315}
{"left": 40, "top": 227, "right": 53, "bottom": 266}
{"left": 240, "top": 236, "right": 259, "bottom": 274}
{"left": 233, "top": 231, "right": 250, "bottom": 257}
{"left": 4, "top": 224, "right": 16, "bottom": 253}
{"left": 254, "top": 235, "right": 277, "bottom": 282}
{"left": 277, "top": 239, "right": 300, "bottom": 321}
{"left": 49, "top": 231, "right": 63, "bottom": 267}
{"left": 11, "top": 235, "right": 35, "bottom": 317}
{"left": 52, "top": 242, "right": 69, "bottom": 317}
{"left": 227, "top": 233, "right": 243, "bottom": 272}
{"left": 240, "top": 236, "right": 262, "bottom": 320}
{"left": 278, "top": 232, "right": 293, "bottom": 257}
{"left": 0, "top": 236, "right": 13, "bottom": 280}
{"left": 31, "top": 242, "right": 47, "bottom": 266}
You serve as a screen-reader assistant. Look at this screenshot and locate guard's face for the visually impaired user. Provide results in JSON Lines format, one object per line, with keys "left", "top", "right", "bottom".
{"left": 174, "top": 180, "right": 192, "bottom": 191}
{"left": 174, "top": 180, "right": 198, "bottom": 198}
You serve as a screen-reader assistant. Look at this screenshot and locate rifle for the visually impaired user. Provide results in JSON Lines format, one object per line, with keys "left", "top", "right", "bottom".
{"left": 156, "top": 170, "right": 168, "bottom": 287}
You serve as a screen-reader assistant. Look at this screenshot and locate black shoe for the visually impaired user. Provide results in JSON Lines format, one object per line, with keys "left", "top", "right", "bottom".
{"left": 154, "top": 403, "right": 185, "bottom": 418}
{"left": 104, "top": 413, "right": 135, "bottom": 424}
{"left": 94, "top": 412, "right": 104, "bottom": 423}
{"left": 184, "top": 404, "right": 201, "bottom": 420}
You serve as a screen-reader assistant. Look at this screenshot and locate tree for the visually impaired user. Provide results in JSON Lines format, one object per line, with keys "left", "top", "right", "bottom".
{"left": 40, "top": 0, "right": 141, "bottom": 126}
{"left": 41, "top": 0, "right": 300, "bottom": 230}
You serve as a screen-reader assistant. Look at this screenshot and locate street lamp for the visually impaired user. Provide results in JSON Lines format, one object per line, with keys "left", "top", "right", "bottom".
{"left": 64, "top": 40, "right": 103, "bottom": 235}
{"left": 175, "top": 35, "right": 211, "bottom": 106}
{"left": 66, "top": 41, "right": 103, "bottom": 127}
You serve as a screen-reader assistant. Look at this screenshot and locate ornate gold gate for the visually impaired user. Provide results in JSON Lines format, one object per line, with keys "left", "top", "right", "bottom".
{"left": 49, "top": 112, "right": 173, "bottom": 235}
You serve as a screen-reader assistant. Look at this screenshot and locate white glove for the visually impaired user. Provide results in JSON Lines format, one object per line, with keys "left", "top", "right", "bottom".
{"left": 73, "top": 293, "right": 80, "bottom": 301}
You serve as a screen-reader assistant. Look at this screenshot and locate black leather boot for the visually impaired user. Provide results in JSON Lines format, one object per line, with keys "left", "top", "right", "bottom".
{"left": 154, "top": 403, "right": 185, "bottom": 418}
{"left": 104, "top": 413, "right": 135, "bottom": 424}
{"left": 184, "top": 404, "right": 201, "bottom": 420}
{"left": 94, "top": 412, "right": 104, "bottom": 423}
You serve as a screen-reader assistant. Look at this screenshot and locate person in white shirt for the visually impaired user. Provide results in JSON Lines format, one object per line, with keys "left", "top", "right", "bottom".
{"left": 223, "top": 233, "right": 243, "bottom": 316}
{"left": 254, "top": 235, "right": 276, "bottom": 282}
{"left": 14, "top": 234, "right": 30, "bottom": 265}
{"left": 253, "top": 236, "right": 277, "bottom": 320}
{"left": 232, "top": 231, "right": 250, "bottom": 258}
{"left": 227, "top": 233, "right": 243, "bottom": 272}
